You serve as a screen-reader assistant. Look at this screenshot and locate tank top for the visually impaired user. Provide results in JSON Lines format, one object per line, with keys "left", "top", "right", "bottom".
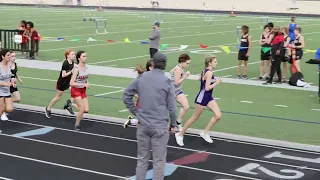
{"left": 294, "top": 35, "right": 303, "bottom": 51}
{"left": 289, "top": 23, "right": 297, "bottom": 34}
{"left": 289, "top": 23, "right": 297, "bottom": 42}
{"left": 74, "top": 64, "right": 89, "bottom": 88}
{"left": 170, "top": 65, "right": 185, "bottom": 94}
{"left": 0, "top": 62, "right": 12, "bottom": 96}
{"left": 11, "top": 62, "right": 18, "bottom": 78}
{"left": 261, "top": 33, "right": 271, "bottom": 47}
{"left": 199, "top": 68, "right": 215, "bottom": 95}
{"left": 240, "top": 35, "right": 249, "bottom": 50}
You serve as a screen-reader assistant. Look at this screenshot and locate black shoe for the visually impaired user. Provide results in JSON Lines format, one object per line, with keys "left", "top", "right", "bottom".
{"left": 64, "top": 100, "right": 74, "bottom": 115}
{"left": 45, "top": 107, "right": 51, "bottom": 118}
{"left": 259, "top": 77, "right": 263, "bottom": 80}
{"left": 242, "top": 75, "right": 248, "bottom": 79}
{"left": 262, "top": 81, "right": 272, "bottom": 85}
{"left": 74, "top": 125, "right": 82, "bottom": 131}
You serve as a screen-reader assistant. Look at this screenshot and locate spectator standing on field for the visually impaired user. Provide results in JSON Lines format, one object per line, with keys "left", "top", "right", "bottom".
{"left": 149, "top": 22, "right": 161, "bottom": 58}
{"left": 123, "top": 52, "right": 177, "bottom": 180}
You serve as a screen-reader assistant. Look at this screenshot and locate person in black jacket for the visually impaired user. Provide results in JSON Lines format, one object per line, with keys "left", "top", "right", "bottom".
{"left": 263, "top": 26, "right": 285, "bottom": 84}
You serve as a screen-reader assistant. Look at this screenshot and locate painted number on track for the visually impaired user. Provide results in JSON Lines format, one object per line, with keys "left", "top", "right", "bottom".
{"left": 236, "top": 163, "right": 304, "bottom": 179}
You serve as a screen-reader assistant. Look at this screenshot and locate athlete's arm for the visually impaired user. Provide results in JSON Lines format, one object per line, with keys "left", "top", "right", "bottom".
{"left": 259, "top": 35, "right": 264, "bottom": 46}
{"left": 0, "top": 81, "right": 12, "bottom": 87}
{"left": 284, "top": 37, "right": 291, "bottom": 47}
{"left": 296, "top": 36, "right": 305, "bottom": 48}
{"left": 61, "top": 62, "right": 72, "bottom": 78}
{"left": 173, "top": 68, "right": 187, "bottom": 86}
{"left": 247, "top": 35, "right": 252, "bottom": 55}
{"left": 69, "top": 68, "right": 84, "bottom": 87}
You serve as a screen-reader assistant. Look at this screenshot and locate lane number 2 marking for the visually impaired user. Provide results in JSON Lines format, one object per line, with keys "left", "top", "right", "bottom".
{"left": 236, "top": 163, "right": 304, "bottom": 179}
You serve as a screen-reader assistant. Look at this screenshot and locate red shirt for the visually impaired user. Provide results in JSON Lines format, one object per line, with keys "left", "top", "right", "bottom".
{"left": 272, "top": 32, "right": 284, "bottom": 45}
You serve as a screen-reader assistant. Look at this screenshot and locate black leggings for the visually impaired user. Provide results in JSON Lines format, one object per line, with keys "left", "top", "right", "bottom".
{"left": 268, "top": 55, "right": 282, "bottom": 83}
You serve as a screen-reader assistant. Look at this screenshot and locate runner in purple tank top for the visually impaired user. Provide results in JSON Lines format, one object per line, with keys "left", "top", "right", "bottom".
{"left": 175, "top": 55, "right": 222, "bottom": 146}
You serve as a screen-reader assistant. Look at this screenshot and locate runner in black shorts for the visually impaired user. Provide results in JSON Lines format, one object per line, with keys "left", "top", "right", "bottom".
{"left": 237, "top": 25, "right": 252, "bottom": 79}
{"left": 289, "top": 27, "right": 304, "bottom": 73}
{"left": 259, "top": 24, "right": 271, "bottom": 80}
{"left": 10, "top": 52, "right": 22, "bottom": 102}
{"left": 45, "top": 49, "right": 76, "bottom": 118}
{"left": 281, "top": 27, "right": 291, "bottom": 82}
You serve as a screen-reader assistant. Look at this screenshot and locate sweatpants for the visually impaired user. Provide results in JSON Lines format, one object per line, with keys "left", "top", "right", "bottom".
{"left": 149, "top": 48, "right": 158, "bottom": 58}
{"left": 268, "top": 55, "right": 282, "bottom": 83}
{"left": 135, "top": 124, "right": 169, "bottom": 180}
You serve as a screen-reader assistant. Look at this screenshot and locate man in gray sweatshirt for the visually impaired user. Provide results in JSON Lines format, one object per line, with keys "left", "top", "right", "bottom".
{"left": 149, "top": 21, "right": 161, "bottom": 58}
{"left": 123, "top": 52, "right": 177, "bottom": 180}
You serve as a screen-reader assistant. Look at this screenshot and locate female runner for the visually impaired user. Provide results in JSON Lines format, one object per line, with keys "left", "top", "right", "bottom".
{"left": 70, "top": 51, "right": 90, "bottom": 131}
{"left": 124, "top": 60, "right": 153, "bottom": 128}
{"left": 1, "top": 52, "right": 22, "bottom": 120}
{"left": 45, "top": 49, "right": 75, "bottom": 118}
{"left": 0, "top": 49, "right": 14, "bottom": 122}
{"left": 175, "top": 55, "right": 222, "bottom": 146}
{"left": 169, "top": 53, "right": 191, "bottom": 131}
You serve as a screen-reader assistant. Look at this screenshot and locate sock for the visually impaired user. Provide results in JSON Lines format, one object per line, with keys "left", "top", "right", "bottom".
{"left": 177, "top": 119, "right": 182, "bottom": 125}
{"left": 130, "top": 118, "right": 138, "bottom": 125}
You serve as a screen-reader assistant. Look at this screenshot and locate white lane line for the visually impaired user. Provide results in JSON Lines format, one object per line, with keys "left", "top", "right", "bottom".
{"left": 94, "top": 90, "right": 124, "bottom": 97}
{"left": 89, "top": 40, "right": 259, "bottom": 65}
{"left": 0, "top": 133, "right": 260, "bottom": 180}
{"left": 274, "top": 105, "right": 288, "bottom": 108}
{"left": 5, "top": 119, "right": 320, "bottom": 173}
{"left": 0, "top": 150, "right": 126, "bottom": 179}
{"left": 16, "top": 107, "right": 320, "bottom": 154}
{"left": 20, "top": 76, "right": 125, "bottom": 89}
{"left": 241, "top": 101, "right": 253, "bottom": 104}
{"left": 119, "top": 109, "right": 129, "bottom": 113}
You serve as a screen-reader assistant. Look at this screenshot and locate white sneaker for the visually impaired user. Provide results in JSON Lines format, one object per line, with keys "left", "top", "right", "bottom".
{"left": 200, "top": 131, "right": 213, "bottom": 143}
{"left": 1, "top": 113, "right": 8, "bottom": 121}
{"left": 177, "top": 124, "right": 183, "bottom": 131}
{"left": 175, "top": 133, "right": 184, "bottom": 146}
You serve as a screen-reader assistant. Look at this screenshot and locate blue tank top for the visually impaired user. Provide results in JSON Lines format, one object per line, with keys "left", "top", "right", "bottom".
{"left": 199, "top": 68, "right": 215, "bottom": 95}
{"left": 289, "top": 23, "right": 297, "bottom": 43}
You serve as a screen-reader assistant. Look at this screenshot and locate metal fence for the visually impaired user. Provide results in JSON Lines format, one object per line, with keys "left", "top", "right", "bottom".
{"left": 0, "top": 29, "right": 33, "bottom": 57}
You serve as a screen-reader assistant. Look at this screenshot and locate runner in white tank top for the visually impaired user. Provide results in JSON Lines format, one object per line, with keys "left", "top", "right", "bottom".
{"left": 0, "top": 49, "right": 15, "bottom": 124}
{"left": 70, "top": 51, "right": 90, "bottom": 131}
{"left": 169, "top": 54, "right": 191, "bottom": 131}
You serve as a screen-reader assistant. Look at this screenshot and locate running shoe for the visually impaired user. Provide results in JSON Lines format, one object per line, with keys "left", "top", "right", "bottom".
{"left": 175, "top": 133, "right": 184, "bottom": 146}
{"left": 1, "top": 113, "right": 8, "bottom": 121}
{"left": 74, "top": 125, "right": 82, "bottom": 131}
{"left": 199, "top": 131, "right": 213, "bottom": 143}
{"left": 123, "top": 115, "right": 133, "bottom": 128}
{"left": 64, "top": 100, "right": 74, "bottom": 115}
{"left": 45, "top": 107, "right": 51, "bottom": 118}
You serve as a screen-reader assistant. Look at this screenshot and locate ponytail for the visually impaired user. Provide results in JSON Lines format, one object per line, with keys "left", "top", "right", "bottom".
{"left": 135, "top": 64, "right": 145, "bottom": 75}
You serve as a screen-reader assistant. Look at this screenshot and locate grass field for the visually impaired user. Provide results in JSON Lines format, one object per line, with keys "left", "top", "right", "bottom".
{"left": 0, "top": 6, "right": 320, "bottom": 145}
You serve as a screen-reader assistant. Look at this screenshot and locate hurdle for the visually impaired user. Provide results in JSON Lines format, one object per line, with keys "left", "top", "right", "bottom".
{"left": 154, "top": 12, "right": 164, "bottom": 23}
{"left": 260, "top": 16, "right": 269, "bottom": 28}
{"left": 95, "top": 18, "right": 107, "bottom": 34}
{"left": 236, "top": 26, "right": 241, "bottom": 43}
